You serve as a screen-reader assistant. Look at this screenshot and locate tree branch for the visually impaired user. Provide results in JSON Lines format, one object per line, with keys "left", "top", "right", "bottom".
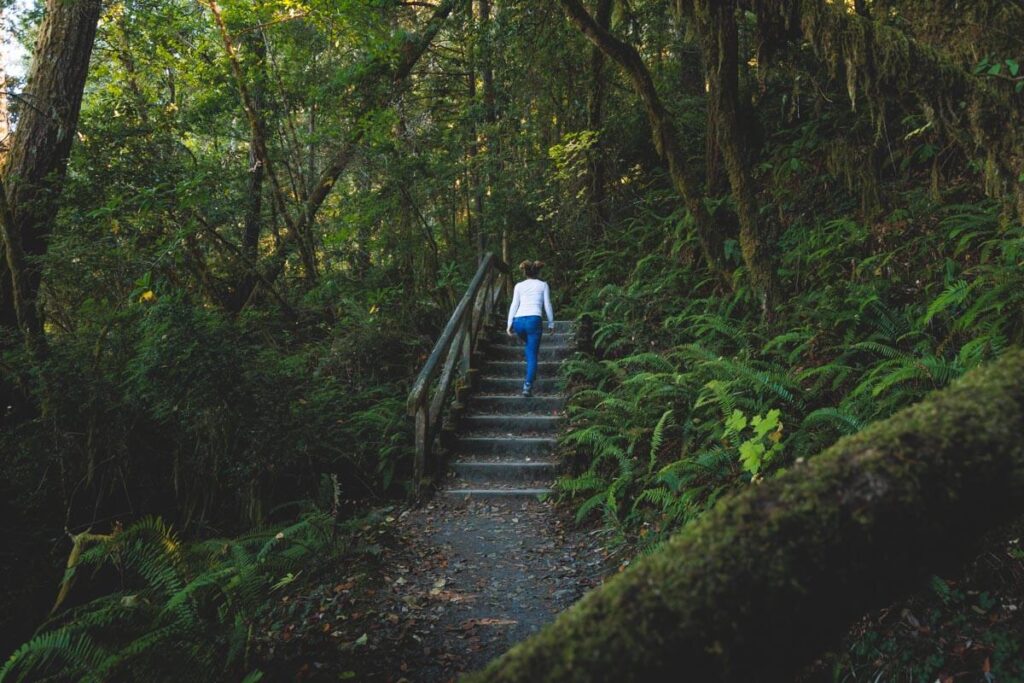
{"left": 558, "top": 0, "right": 727, "bottom": 279}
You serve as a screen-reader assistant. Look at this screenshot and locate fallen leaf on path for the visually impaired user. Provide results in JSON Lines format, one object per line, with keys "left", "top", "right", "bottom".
{"left": 461, "top": 617, "right": 517, "bottom": 629}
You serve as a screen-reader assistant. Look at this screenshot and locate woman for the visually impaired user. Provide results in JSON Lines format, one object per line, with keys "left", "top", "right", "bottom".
{"left": 506, "top": 260, "right": 555, "bottom": 397}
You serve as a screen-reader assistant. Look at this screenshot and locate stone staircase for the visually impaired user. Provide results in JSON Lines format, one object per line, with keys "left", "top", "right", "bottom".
{"left": 442, "top": 320, "right": 574, "bottom": 499}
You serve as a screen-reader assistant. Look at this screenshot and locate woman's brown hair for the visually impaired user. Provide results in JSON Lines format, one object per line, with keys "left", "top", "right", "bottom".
{"left": 519, "top": 260, "right": 544, "bottom": 279}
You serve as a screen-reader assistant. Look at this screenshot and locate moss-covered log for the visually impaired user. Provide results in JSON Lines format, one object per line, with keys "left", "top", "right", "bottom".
{"left": 471, "top": 348, "right": 1024, "bottom": 682}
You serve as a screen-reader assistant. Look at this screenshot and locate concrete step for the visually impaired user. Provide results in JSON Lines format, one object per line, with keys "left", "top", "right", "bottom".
{"left": 469, "top": 395, "right": 566, "bottom": 414}
{"left": 487, "top": 345, "right": 573, "bottom": 361}
{"left": 492, "top": 318, "right": 574, "bottom": 334}
{"left": 442, "top": 487, "right": 553, "bottom": 500}
{"left": 460, "top": 414, "right": 563, "bottom": 433}
{"left": 487, "top": 329, "right": 577, "bottom": 344}
{"left": 481, "top": 360, "right": 562, "bottom": 378}
{"left": 453, "top": 436, "right": 556, "bottom": 456}
{"left": 448, "top": 460, "right": 558, "bottom": 484}
{"left": 487, "top": 331, "right": 574, "bottom": 346}
{"left": 477, "top": 376, "right": 564, "bottom": 395}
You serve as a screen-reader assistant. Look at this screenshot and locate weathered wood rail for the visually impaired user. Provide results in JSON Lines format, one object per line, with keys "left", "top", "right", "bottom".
{"left": 407, "top": 252, "right": 510, "bottom": 493}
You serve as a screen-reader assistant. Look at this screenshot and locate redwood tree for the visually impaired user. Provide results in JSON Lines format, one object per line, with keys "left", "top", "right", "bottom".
{"left": 0, "top": 0, "right": 104, "bottom": 359}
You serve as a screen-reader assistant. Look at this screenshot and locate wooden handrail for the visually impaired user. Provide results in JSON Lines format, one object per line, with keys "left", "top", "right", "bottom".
{"left": 407, "top": 252, "right": 509, "bottom": 493}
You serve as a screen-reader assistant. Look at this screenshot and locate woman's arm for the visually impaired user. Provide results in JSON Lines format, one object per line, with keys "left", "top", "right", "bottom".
{"left": 543, "top": 283, "right": 554, "bottom": 329}
{"left": 507, "top": 284, "right": 520, "bottom": 332}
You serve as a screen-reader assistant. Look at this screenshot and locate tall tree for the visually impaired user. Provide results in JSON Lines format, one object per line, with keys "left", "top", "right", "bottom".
{"left": 693, "top": 0, "right": 780, "bottom": 317}
{"left": 234, "top": 29, "right": 269, "bottom": 312}
{"left": 558, "top": 0, "right": 728, "bottom": 279}
{"left": 0, "top": 0, "right": 104, "bottom": 359}
{"left": 585, "top": 0, "right": 613, "bottom": 235}
{"left": 206, "top": 0, "right": 464, "bottom": 308}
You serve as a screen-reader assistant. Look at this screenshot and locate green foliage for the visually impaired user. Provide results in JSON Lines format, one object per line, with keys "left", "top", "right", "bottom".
{"left": 557, "top": 170, "right": 1024, "bottom": 559}
{"left": 725, "top": 409, "right": 783, "bottom": 477}
{"left": 4, "top": 0, "right": 1024, "bottom": 673}
{"left": 2, "top": 293, "right": 415, "bottom": 529}
{"left": 1, "top": 512, "right": 348, "bottom": 682}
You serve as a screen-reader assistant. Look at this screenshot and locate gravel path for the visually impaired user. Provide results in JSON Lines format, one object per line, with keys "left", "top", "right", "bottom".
{"left": 255, "top": 497, "right": 613, "bottom": 682}
{"left": 392, "top": 497, "right": 608, "bottom": 681}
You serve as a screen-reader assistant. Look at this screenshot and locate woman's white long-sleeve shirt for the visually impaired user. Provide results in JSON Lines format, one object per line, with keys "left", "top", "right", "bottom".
{"left": 507, "top": 278, "right": 554, "bottom": 330}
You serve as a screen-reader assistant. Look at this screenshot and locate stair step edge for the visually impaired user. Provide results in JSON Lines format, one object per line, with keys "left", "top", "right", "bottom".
{"left": 451, "top": 461, "right": 556, "bottom": 468}
{"left": 442, "top": 488, "right": 554, "bottom": 497}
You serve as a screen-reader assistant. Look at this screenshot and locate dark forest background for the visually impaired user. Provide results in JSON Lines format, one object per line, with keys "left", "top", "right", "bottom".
{"left": 2, "top": 0, "right": 1023, "bottom": 680}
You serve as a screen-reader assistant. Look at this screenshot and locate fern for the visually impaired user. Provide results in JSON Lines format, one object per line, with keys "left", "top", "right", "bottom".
{"left": 1, "top": 629, "right": 107, "bottom": 682}
{"left": 647, "top": 410, "right": 673, "bottom": 475}
{"left": 574, "top": 490, "right": 609, "bottom": 524}
{"left": 800, "top": 407, "right": 864, "bottom": 435}
{"left": 556, "top": 472, "right": 604, "bottom": 496}
{"left": 920, "top": 279, "right": 975, "bottom": 326}
{"left": 4, "top": 513, "right": 335, "bottom": 682}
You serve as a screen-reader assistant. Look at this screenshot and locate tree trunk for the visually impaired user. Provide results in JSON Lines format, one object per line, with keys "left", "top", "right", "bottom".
{"left": 480, "top": 0, "right": 509, "bottom": 259}
{"left": 466, "top": 4, "right": 483, "bottom": 262}
{"left": 558, "top": 0, "right": 728, "bottom": 280}
{"left": 585, "top": 0, "right": 613, "bottom": 237}
{"left": 220, "top": 0, "right": 463, "bottom": 307}
{"left": 695, "top": 1, "right": 779, "bottom": 318}
{"left": 480, "top": 0, "right": 496, "bottom": 129}
{"left": 0, "top": 0, "right": 104, "bottom": 360}
{"left": 233, "top": 31, "right": 268, "bottom": 312}
{"left": 472, "top": 348, "right": 1024, "bottom": 682}
{"left": 0, "top": 70, "right": 19, "bottom": 334}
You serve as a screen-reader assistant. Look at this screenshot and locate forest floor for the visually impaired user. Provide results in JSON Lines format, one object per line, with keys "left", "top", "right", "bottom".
{"left": 254, "top": 496, "right": 616, "bottom": 682}
{"left": 252, "top": 501, "right": 1024, "bottom": 683}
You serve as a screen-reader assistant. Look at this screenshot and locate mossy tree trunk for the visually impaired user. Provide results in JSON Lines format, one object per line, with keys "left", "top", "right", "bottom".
{"left": 694, "top": 0, "right": 780, "bottom": 319}
{"left": 558, "top": 0, "right": 729, "bottom": 281}
{"left": 234, "top": 30, "right": 269, "bottom": 313}
{"left": 585, "top": 0, "right": 613, "bottom": 238}
{"left": 472, "top": 348, "right": 1024, "bottom": 682}
{"left": 0, "top": 0, "right": 104, "bottom": 361}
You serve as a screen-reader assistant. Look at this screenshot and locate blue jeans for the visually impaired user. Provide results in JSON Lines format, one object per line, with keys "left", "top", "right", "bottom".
{"left": 512, "top": 316, "right": 543, "bottom": 390}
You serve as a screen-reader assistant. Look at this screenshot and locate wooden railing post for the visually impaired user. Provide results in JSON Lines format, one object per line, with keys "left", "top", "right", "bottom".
{"left": 460, "top": 309, "right": 472, "bottom": 375}
{"left": 407, "top": 252, "right": 509, "bottom": 498}
{"left": 413, "top": 401, "right": 428, "bottom": 492}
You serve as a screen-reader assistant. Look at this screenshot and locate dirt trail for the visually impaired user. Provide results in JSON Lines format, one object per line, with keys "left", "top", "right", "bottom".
{"left": 390, "top": 497, "right": 608, "bottom": 681}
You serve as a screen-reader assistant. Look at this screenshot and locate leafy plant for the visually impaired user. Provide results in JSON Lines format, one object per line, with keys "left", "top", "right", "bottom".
{"left": 724, "top": 409, "right": 784, "bottom": 477}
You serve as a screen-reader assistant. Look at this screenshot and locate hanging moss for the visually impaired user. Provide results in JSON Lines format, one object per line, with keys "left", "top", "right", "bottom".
{"left": 753, "top": 0, "right": 1024, "bottom": 222}
{"left": 878, "top": 0, "right": 1024, "bottom": 70}
{"left": 823, "top": 132, "right": 883, "bottom": 218}
{"left": 470, "top": 348, "right": 1024, "bottom": 682}
{"left": 691, "top": 1, "right": 780, "bottom": 317}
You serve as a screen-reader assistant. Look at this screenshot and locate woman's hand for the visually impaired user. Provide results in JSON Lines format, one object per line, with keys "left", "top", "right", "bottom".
{"left": 506, "top": 327, "right": 514, "bottom": 336}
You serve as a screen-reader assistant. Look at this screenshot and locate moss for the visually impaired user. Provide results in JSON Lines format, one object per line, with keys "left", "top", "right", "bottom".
{"left": 693, "top": 1, "right": 780, "bottom": 316}
{"left": 467, "top": 349, "right": 1024, "bottom": 682}
{"left": 754, "top": 0, "right": 1024, "bottom": 223}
